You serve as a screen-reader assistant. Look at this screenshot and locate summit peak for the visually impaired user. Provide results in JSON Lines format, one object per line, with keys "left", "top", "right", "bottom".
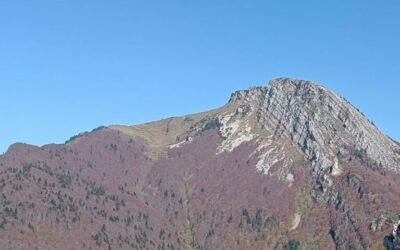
{"left": 228, "top": 77, "right": 331, "bottom": 105}
{"left": 267, "top": 77, "right": 328, "bottom": 92}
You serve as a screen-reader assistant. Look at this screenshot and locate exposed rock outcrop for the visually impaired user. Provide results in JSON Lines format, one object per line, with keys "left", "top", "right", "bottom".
{"left": 230, "top": 78, "right": 400, "bottom": 200}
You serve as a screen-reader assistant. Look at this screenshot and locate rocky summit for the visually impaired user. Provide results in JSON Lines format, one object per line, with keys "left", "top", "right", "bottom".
{"left": 1, "top": 78, "right": 399, "bottom": 249}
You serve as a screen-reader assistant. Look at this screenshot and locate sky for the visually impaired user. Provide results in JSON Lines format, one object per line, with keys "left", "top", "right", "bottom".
{"left": 0, "top": 1, "right": 399, "bottom": 153}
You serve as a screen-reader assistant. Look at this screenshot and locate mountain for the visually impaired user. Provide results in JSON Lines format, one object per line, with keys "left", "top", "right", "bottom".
{"left": 1, "top": 78, "right": 399, "bottom": 250}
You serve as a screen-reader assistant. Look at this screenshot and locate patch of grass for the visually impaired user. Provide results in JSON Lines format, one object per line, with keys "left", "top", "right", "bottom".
{"left": 296, "top": 188, "right": 312, "bottom": 213}
{"left": 299, "top": 235, "right": 324, "bottom": 249}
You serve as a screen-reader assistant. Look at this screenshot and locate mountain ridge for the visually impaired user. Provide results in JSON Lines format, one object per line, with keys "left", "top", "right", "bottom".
{"left": 110, "top": 77, "right": 400, "bottom": 173}
{"left": 5, "top": 77, "right": 399, "bottom": 156}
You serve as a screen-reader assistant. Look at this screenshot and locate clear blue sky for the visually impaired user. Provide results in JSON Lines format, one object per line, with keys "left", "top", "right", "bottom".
{"left": 1, "top": 1, "right": 399, "bottom": 153}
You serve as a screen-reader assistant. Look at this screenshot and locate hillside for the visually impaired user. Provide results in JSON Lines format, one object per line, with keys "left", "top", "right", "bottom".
{"left": 1, "top": 78, "right": 399, "bottom": 250}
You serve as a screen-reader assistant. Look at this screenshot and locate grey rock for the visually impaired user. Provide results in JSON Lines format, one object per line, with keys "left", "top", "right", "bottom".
{"left": 230, "top": 77, "right": 400, "bottom": 200}
{"left": 371, "top": 214, "right": 389, "bottom": 232}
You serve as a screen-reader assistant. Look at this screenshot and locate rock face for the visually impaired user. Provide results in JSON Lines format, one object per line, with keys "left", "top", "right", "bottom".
{"left": 232, "top": 78, "right": 400, "bottom": 173}
{"left": 0, "top": 77, "right": 399, "bottom": 249}
{"left": 231, "top": 78, "right": 400, "bottom": 200}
